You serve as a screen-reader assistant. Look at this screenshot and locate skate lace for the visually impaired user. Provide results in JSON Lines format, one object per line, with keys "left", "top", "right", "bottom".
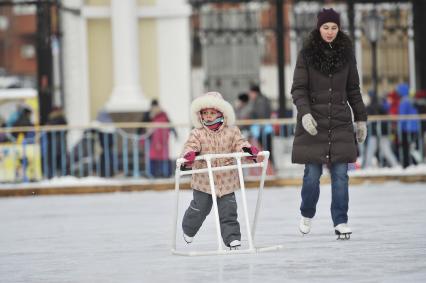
{"left": 303, "top": 218, "right": 311, "bottom": 226}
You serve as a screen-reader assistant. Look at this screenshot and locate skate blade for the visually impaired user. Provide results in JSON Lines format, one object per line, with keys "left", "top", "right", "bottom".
{"left": 335, "top": 231, "right": 352, "bottom": 240}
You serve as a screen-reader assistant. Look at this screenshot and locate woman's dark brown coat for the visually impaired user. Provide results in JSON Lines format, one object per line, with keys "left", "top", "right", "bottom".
{"left": 291, "top": 30, "right": 367, "bottom": 164}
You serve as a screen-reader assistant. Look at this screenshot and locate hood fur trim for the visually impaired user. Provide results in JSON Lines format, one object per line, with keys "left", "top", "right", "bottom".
{"left": 191, "top": 91, "right": 235, "bottom": 128}
{"left": 302, "top": 30, "right": 353, "bottom": 75}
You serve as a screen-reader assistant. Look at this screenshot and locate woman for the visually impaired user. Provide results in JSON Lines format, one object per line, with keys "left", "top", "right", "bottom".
{"left": 291, "top": 8, "right": 368, "bottom": 239}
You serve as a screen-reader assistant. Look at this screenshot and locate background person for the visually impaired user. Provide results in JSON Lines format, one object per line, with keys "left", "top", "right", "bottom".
{"left": 43, "top": 107, "right": 68, "bottom": 178}
{"left": 396, "top": 83, "right": 420, "bottom": 168}
{"left": 234, "top": 92, "right": 251, "bottom": 136}
{"left": 363, "top": 93, "right": 399, "bottom": 168}
{"left": 93, "top": 109, "right": 115, "bottom": 177}
{"left": 146, "top": 99, "right": 176, "bottom": 178}
{"left": 248, "top": 85, "right": 274, "bottom": 167}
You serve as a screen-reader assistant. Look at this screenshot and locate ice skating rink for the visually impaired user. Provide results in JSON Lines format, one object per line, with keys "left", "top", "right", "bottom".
{"left": 1, "top": 182, "right": 426, "bottom": 283}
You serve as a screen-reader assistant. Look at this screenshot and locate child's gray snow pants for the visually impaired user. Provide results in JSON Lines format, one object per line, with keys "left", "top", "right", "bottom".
{"left": 182, "top": 190, "right": 241, "bottom": 246}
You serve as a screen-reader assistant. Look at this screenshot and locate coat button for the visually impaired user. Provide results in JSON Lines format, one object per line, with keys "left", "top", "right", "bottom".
{"left": 329, "top": 88, "right": 332, "bottom": 91}
{"left": 326, "top": 155, "right": 329, "bottom": 159}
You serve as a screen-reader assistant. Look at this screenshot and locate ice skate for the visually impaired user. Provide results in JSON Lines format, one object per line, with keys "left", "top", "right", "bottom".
{"left": 229, "top": 240, "right": 241, "bottom": 250}
{"left": 334, "top": 223, "right": 352, "bottom": 240}
{"left": 299, "top": 216, "right": 312, "bottom": 235}
{"left": 183, "top": 233, "right": 193, "bottom": 244}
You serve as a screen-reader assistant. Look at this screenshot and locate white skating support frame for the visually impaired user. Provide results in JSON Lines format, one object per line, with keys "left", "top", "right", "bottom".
{"left": 171, "top": 151, "right": 283, "bottom": 256}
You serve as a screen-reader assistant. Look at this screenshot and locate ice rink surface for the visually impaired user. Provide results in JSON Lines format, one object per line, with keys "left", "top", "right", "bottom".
{"left": 1, "top": 181, "right": 426, "bottom": 283}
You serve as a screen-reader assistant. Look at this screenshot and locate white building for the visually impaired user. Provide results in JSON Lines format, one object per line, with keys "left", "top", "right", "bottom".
{"left": 62, "top": 0, "right": 191, "bottom": 124}
{"left": 61, "top": 0, "right": 192, "bottom": 156}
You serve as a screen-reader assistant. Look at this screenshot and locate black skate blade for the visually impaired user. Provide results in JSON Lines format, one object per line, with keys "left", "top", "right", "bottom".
{"left": 335, "top": 231, "right": 351, "bottom": 240}
{"left": 335, "top": 229, "right": 352, "bottom": 240}
{"left": 229, "top": 244, "right": 241, "bottom": 250}
{"left": 336, "top": 235, "right": 351, "bottom": 240}
{"left": 334, "top": 230, "right": 352, "bottom": 235}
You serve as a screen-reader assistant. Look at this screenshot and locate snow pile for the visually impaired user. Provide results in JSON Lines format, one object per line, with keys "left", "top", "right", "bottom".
{"left": 1, "top": 164, "right": 425, "bottom": 190}
{"left": 349, "top": 164, "right": 426, "bottom": 177}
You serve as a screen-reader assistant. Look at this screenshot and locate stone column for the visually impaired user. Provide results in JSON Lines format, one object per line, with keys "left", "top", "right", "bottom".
{"left": 106, "top": 0, "right": 149, "bottom": 112}
{"left": 156, "top": 0, "right": 191, "bottom": 158}
{"left": 62, "top": 0, "right": 90, "bottom": 147}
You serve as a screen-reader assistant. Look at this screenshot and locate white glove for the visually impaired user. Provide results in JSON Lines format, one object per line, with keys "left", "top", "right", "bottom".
{"left": 302, "top": 113, "right": 318, "bottom": 136}
{"left": 355, "top": 121, "right": 367, "bottom": 144}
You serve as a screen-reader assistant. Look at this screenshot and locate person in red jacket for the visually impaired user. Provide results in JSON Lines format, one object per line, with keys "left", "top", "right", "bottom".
{"left": 146, "top": 100, "right": 175, "bottom": 178}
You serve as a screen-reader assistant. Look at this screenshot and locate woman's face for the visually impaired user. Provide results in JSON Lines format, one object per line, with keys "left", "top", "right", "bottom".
{"left": 201, "top": 108, "right": 221, "bottom": 122}
{"left": 319, "top": 22, "right": 339, "bottom": 43}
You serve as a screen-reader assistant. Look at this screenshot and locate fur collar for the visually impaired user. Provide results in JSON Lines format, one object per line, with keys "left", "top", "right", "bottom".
{"left": 302, "top": 30, "right": 353, "bottom": 75}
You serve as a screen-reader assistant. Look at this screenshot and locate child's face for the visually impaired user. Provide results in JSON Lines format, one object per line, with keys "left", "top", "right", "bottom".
{"left": 201, "top": 108, "right": 221, "bottom": 122}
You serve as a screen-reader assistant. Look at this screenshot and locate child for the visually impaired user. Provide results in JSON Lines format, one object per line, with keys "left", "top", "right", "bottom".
{"left": 181, "top": 91, "right": 261, "bottom": 250}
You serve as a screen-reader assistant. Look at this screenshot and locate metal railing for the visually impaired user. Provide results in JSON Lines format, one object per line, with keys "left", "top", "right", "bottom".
{"left": 1, "top": 114, "right": 425, "bottom": 183}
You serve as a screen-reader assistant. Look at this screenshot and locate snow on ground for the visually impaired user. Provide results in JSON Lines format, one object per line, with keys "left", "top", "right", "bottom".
{"left": 1, "top": 182, "right": 426, "bottom": 283}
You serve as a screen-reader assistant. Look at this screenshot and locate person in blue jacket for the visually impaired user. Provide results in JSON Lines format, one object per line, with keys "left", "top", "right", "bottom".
{"left": 396, "top": 83, "right": 420, "bottom": 168}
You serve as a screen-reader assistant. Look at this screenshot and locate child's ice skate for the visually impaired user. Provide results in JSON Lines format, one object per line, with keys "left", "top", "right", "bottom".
{"left": 299, "top": 216, "right": 312, "bottom": 235}
{"left": 229, "top": 240, "right": 241, "bottom": 250}
{"left": 334, "top": 223, "right": 352, "bottom": 240}
{"left": 183, "top": 233, "right": 194, "bottom": 244}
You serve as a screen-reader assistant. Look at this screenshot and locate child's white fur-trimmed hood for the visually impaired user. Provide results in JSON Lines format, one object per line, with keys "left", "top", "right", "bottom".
{"left": 190, "top": 91, "right": 236, "bottom": 128}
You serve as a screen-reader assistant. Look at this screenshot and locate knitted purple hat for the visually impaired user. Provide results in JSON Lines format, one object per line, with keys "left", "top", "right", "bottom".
{"left": 317, "top": 8, "right": 340, "bottom": 29}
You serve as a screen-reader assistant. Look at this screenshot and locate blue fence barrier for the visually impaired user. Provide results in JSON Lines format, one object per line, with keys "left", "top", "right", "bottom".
{"left": 0, "top": 115, "right": 425, "bottom": 183}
